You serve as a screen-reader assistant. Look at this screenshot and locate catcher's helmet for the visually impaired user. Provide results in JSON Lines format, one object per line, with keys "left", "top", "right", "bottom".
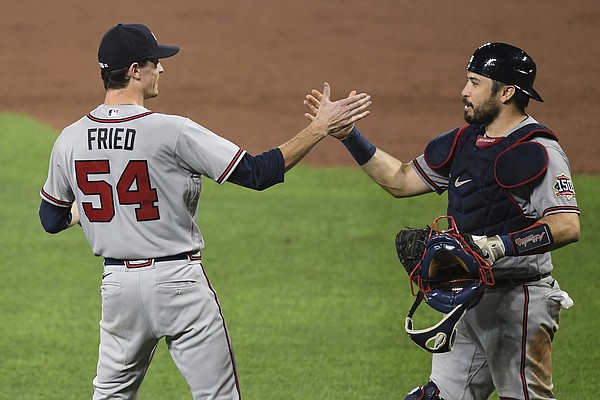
{"left": 466, "top": 42, "right": 543, "bottom": 102}
{"left": 405, "top": 216, "right": 494, "bottom": 353}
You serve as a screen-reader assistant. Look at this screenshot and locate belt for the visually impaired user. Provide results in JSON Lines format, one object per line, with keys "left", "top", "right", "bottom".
{"left": 492, "top": 272, "right": 552, "bottom": 287}
{"left": 104, "top": 252, "right": 201, "bottom": 268}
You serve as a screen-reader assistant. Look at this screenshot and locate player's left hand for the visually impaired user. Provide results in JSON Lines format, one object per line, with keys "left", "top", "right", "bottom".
{"left": 463, "top": 234, "right": 506, "bottom": 266}
{"left": 304, "top": 83, "right": 370, "bottom": 139}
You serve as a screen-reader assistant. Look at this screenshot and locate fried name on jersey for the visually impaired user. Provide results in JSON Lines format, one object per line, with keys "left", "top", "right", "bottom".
{"left": 88, "top": 127, "right": 136, "bottom": 151}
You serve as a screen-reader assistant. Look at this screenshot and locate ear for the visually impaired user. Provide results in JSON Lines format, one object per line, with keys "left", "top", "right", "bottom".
{"left": 500, "top": 85, "right": 517, "bottom": 104}
{"left": 128, "top": 62, "right": 142, "bottom": 81}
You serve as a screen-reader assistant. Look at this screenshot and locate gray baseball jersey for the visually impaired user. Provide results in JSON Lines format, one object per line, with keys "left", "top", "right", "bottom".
{"left": 410, "top": 116, "right": 578, "bottom": 399}
{"left": 41, "top": 104, "right": 245, "bottom": 259}
{"left": 412, "top": 116, "right": 579, "bottom": 279}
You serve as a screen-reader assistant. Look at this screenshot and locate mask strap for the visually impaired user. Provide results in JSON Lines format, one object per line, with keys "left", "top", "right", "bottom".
{"left": 405, "top": 300, "right": 468, "bottom": 353}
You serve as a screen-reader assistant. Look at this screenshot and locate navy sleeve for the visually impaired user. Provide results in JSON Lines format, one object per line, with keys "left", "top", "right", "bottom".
{"left": 39, "top": 200, "right": 72, "bottom": 234}
{"left": 227, "top": 148, "right": 285, "bottom": 190}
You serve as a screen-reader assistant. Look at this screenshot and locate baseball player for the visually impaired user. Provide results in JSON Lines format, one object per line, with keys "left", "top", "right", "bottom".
{"left": 304, "top": 42, "right": 580, "bottom": 399}
{"left": 39, "top": 23, "right": 370, "bottom": 399}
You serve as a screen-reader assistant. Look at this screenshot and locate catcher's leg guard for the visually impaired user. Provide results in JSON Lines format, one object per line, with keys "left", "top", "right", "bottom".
{"left": 404, "top": 380, "right": 444, "bottom": 400}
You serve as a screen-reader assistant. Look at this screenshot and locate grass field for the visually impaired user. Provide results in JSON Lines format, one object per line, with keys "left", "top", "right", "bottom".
{"left": 0, "top": 114, "right": 598, "bottom": 399}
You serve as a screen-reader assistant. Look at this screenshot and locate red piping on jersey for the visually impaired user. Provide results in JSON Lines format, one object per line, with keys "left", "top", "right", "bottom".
{"left": 86, "top": 111, "right": 154, "bottom": 123}
{"left": 199, "top": 265, "right": 242, "bottom": 398}
{"left": 217, "top": 149, "right": 245, "bottom": 184}
{"left": 412, "top": 158, "right": 443, "bottom": 192}
{"left": 543, "top": 205, "right": 579, "bottom": 216}
{"left": 520, "top": 286, "right": 531, "bottom": 400}
{"left": 40, "top": 188, "right": 71, "bottom": 206}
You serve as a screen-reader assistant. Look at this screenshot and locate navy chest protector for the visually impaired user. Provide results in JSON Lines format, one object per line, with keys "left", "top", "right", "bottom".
{"left": 424, "top": 123, "right": 557, "bottom": 235}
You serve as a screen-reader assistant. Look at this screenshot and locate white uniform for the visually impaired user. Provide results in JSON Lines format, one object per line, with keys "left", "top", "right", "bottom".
{"left": 41, "top": 104, "right": 245, "bottom": 399}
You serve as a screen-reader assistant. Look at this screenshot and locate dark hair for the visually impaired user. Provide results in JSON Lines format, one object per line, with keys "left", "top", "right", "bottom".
{"left": 100, "top": 59, "right": 157, "bottom": 90}
{"left": 491, "top": 80, "right": 530, "bottom": 111}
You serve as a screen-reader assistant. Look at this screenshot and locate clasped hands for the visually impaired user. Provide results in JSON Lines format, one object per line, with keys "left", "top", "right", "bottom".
{"left": 304, "top": 82, "right": 371, "bottom": 139}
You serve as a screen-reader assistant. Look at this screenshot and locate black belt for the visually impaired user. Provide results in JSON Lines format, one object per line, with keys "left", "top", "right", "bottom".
{"left": 492, "top": 272, "right": 552, "bottom": 287}
{"left": 104, "top": 252, "right": 201, "bottom": 268}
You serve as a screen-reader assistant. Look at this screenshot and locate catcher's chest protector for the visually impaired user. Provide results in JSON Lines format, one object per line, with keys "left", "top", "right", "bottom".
{"left": 424, "top": 123, "right": 557, "bottom": 236}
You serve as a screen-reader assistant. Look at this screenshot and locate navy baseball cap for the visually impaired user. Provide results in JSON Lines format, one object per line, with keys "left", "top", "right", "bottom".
{"left": 98, "top": 23, "right": 179, "bottom": 71}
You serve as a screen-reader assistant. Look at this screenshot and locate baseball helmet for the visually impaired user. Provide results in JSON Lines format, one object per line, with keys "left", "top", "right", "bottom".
{"left": 466, "top": 42, "right": 543, "bottom": 102}
{"left": 405, "top": 216, "right": 494, "bottom": 353}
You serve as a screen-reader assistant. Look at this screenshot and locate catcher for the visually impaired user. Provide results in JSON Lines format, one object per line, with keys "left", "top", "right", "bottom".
{"left": 304, "top": 42, "right": 580, "bottom": 400}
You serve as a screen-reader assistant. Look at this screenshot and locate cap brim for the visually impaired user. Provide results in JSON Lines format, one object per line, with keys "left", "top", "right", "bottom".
{"left": 150, "top": 45, "right": 180, "bottom": 60}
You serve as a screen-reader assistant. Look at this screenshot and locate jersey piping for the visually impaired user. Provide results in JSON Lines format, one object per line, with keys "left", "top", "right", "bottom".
{"left": 412, "top": 158, "right": 444, "bottom": 193}
{"left": 217, "top": 148, "right": 245, "bottom": 184}
{"left": 543, "top": 205, "right": 579, "bottom": 216}
{"left": 40, "top": 188, "right": 71, "bottom": 207}
{"left": 519, "top": 286, "right": 531, "bottom": 400}
{"left": 86, "top": 111, "right": 154, "bottom": 123}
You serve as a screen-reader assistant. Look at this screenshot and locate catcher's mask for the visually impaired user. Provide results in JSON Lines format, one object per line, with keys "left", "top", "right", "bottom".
{"left": 405, "top": 216, "right": 494, "bottom": 353}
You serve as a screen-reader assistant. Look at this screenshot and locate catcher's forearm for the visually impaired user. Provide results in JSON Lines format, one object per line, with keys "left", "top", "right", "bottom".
{"left": 535, "top": 213, "right": 580, "bottom": 251}
{"left": 468, "top": 214, "right": 579, "bottom": 265}
{"left": 500, "top": 213, "right": 579, "bottom": 255}
{"left": 466, "top": 225, "right": 553, "bottom": 266}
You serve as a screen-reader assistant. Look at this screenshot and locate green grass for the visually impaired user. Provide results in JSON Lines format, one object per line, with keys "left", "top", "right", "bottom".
{"left": 0, "top": 113, "right": 597, "bottom": 399}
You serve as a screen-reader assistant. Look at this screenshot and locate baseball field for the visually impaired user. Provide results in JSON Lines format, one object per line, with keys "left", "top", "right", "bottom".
{"left": 1, "top": 1, "right": 599, "bottom": 399}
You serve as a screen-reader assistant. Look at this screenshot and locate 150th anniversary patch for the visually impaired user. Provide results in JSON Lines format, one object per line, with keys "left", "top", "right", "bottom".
{"left": 553, "top": 173, "right": 575, "bottom": 200}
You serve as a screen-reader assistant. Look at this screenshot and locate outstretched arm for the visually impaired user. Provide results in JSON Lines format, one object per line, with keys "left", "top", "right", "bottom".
{"left": 226, "top": 83, "right": 370, "bottom": 190}
{"left": 304, "top": 88, "right": 430, "bottom": 197}
{"left": 360, "top": 146, "right": 432, "bottom": 198}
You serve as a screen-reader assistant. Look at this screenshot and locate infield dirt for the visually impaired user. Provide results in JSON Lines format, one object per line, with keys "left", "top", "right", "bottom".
{"left": 1, "top": 1, "right": 598, "bottom": 173}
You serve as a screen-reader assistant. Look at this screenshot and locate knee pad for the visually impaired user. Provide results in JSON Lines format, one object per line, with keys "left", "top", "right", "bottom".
{"left": 404, "top": 380, "right": 444, "bottom": 400}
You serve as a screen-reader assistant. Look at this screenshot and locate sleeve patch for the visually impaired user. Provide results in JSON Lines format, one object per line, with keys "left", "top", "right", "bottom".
{"left": 553, "top": 173, "right": 576, "bottom": 200}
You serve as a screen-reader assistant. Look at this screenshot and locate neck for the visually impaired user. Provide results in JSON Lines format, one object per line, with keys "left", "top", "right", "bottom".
{"left": 485, "top": 109, "right": 528, "bottom": 137}
{"left": 104, "top": 88, "right": 144, "bottom": 106}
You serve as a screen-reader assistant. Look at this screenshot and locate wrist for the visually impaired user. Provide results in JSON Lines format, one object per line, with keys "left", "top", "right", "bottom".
{"left": 499, "top": 235, "right": 513, "bottom": 256}
{"left": 335, "top": 125, "right": 354, "bottom": 141}
{"left": 341, "top": 127, "right": 376, "bottom": 166}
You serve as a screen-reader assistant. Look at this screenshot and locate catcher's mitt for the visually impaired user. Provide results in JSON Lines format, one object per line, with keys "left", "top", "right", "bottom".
{"left": 395, "top": 226, "right": 430, "bottom": 277}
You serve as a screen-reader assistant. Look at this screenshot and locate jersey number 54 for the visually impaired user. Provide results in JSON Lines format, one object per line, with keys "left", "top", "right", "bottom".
{"left": 75, "top": 159, "right": 159, "bottom": 223}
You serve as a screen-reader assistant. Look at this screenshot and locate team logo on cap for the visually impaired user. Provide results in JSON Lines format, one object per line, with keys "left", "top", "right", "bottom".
{"left": 553, "top": 173, "right": 575, "bottom": 200}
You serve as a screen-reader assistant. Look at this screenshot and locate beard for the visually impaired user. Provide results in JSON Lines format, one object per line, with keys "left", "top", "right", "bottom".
{"left": 463, "top": 96, "right": 501, "bottom": 125}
